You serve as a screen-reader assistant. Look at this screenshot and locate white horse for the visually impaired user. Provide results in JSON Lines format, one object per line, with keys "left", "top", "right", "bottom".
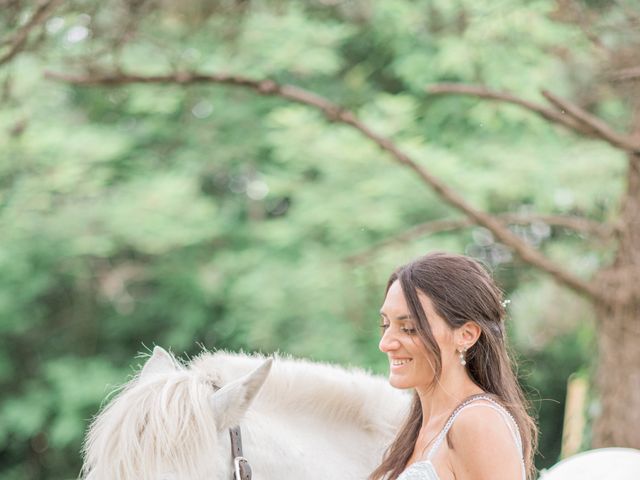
{"left": 539, "top": 447, "right": 640, "bottom": 480}
{"left": 81, "top": 346, "right": 409, "bottom": 480}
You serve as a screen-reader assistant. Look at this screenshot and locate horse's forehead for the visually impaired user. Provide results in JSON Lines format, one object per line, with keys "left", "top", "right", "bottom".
{"left": 190, "top": 365, "right": 224, "bottom": 389}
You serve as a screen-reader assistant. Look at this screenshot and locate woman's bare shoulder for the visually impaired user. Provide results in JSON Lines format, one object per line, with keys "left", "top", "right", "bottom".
{"left": 447, "top": 402, "right": 522, "bottom": 480}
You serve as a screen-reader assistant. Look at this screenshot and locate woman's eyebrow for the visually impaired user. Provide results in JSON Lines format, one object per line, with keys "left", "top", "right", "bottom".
{"left": 379, "top": 311, "right": 413, "bottom": 321}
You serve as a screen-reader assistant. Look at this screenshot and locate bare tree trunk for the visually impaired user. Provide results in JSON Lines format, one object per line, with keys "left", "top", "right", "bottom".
{"left": 592, "top": 152, "right": 640, "bottom": 447}
{"left": 593, "top": 296, "right": 640, "bottom": 447}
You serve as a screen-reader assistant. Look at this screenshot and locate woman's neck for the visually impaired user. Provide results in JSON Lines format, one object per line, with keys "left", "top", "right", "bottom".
{"left": 415, "top": 369, "right": 484, "bottom": 428}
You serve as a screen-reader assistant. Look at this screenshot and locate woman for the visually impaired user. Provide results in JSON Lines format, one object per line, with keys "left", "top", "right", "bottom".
{"left": 369, "top": 252, "right": 537, "bottom": 480}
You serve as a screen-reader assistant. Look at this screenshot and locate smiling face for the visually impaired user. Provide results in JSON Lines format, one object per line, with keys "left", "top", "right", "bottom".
{"left": 378, "top": 280, "right": 455, "bottom": 390}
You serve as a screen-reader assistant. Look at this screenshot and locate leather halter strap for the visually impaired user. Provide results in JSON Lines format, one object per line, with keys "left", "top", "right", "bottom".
{"left": 229, "top": 425, "right": 251, "bottom": 480}
{"left": 211, "top": 381, "right": 252, "bottom": 480}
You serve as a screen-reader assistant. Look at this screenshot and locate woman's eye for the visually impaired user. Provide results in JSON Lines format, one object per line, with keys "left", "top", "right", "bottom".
{"left": 401, "top": 327, "right": 417, "bottom": 334}
{"left": 379, "top": 323, "right": 390, "bottom": 332}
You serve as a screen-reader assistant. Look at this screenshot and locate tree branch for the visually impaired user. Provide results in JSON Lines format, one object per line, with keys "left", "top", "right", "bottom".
{"left": 45, "top": 69, "right": 604, "bottom": 301}
{"left": 427, "top": 83, "right": 640, "bottom": 154}
{"left": 540, "top": 90, "right": 640, "bottom": 153}
{"left": 610, "top": 66, "right": 640, "bottom": 82}
{"left": 345, "top": 213, "right": 613, "bottom": 265}
{"left": 347, "top": 218, "right": 470, "bottom": 265}
{"left": 427, "top": 83, "right": 591, "bottom": 135}
{"left": 0, "top": 0, "right": 63, "bottom": 67}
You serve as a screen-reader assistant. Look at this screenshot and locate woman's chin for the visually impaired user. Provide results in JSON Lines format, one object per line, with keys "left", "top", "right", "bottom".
{"left": 388, "top": 375, "right": 413, "bottom": 390}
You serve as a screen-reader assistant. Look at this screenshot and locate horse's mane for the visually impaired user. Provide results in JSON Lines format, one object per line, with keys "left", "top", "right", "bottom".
{"left": 82, "top": 361, "right": 223, "bottom": 480}
{"left": 191, "top": 350, "right": 407, "bottom": 433}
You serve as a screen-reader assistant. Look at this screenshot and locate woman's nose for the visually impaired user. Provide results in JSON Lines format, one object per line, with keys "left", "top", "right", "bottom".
{"left": 379, "top": 330, "right": 399, "bottom": 353}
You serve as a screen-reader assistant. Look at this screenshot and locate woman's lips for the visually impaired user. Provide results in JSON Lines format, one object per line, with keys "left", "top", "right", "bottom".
{"left": 390, "top": 358, "right": 413, "bottom": 370}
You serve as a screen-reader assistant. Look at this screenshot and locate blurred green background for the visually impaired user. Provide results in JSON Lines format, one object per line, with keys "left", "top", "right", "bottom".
{"left": 1, "top": 0, "right": 631, "bottom": 478}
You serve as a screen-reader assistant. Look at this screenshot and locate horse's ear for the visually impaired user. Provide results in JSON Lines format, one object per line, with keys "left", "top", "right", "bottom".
{"left": 140, "top": 346, "right": 178, "bottom": 379}
{"left": 210, "top": 357, "right": 273, "bottom": 431}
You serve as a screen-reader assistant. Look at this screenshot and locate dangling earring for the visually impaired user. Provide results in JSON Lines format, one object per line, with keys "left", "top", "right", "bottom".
{"left": 458, "top": 347, "right": 467, "bottom": 366}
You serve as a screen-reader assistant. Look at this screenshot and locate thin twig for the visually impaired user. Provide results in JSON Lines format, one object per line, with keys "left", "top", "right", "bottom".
{"left": 541, "top": 90, "right": 640, "bottom": 153}
{"left": 427, "top": 83, "right": 640, "bottom": 153}
{"left": 346, "top": 218, "right": 472, "bottom": 265}
{"left": 45, "top": 69, "right": 604, "bottom": 302}
{"left": 0, "top": 0, "right": 64, "bottom": 67}
{"left": 609, "top": 66, "right": 640, "bottom": 83}
{"left": 427, "top": 83, "right": 591, "bottom": 135}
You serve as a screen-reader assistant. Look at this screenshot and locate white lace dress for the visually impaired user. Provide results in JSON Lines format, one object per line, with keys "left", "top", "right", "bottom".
{"left": 396, "top": 395, "right": 525, "bottom": 480}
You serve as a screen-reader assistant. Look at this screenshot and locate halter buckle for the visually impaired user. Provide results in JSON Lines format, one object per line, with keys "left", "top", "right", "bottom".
{"left": 234, "top": 456, "right": 250, "bottom": 480}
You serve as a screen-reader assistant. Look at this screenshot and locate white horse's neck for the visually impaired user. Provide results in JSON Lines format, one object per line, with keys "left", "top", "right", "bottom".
{"left": 191, "top": 351, "right": 407, "bottom": 435}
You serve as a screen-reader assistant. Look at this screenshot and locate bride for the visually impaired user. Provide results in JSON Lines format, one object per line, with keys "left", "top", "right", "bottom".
{"left": 369, "top": 252, "right": 537, "bottom": 480}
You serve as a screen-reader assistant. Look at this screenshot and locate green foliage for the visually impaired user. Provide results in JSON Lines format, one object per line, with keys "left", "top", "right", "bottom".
{"left": 0, "top": 0, "right": 632, "bottom": 478}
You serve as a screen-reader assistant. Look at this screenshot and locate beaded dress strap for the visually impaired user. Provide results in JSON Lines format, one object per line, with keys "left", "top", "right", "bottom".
{"left": 425, "top": 395, "right": 524, "bottom": 466}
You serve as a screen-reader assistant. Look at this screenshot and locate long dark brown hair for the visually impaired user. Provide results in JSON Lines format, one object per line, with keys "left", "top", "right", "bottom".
{"left": 369, "top": 252, "right": 537, "bottom": 480}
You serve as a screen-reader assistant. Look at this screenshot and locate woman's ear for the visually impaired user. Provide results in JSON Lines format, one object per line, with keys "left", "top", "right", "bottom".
{"left": 455, "top": 321, "right": 482, "bottom": 349}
